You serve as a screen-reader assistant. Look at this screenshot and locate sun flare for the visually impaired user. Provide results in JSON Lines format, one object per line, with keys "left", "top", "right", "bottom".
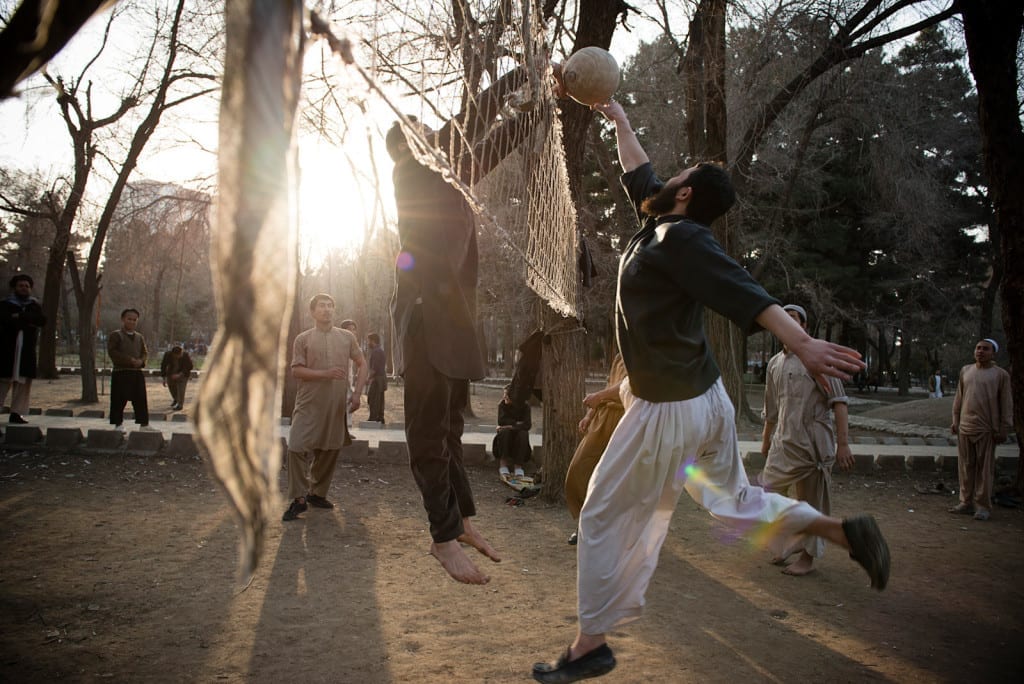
{"left": 296, "top": 136, "right": 387, "bottom": 265}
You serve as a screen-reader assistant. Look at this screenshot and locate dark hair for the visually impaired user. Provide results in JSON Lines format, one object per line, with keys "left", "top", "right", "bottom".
{"left": 121, "top": 308, "right": 140, "bottom": 319}
{"left": 9, "top": 274, "right": 33, "bottom": 288}
{"left": 367, "top": 332, "right": 381, "bottom": 344}
{"left": 308, "top": 293, "right": 335, "bottom": 311}
{"left": 680, "top": 163, "right": 736, "bottom": 225}
{"left": 385, "top": 118, "right": 416, "bottom": 161}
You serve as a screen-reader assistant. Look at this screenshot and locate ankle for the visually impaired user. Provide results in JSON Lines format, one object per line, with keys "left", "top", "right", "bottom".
{"left": 571, "top": 634, "right": 606, "bottom": 659}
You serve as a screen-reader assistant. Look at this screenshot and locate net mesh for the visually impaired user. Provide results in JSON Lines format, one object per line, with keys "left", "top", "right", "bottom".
{"left": 335, "top": 0, "right": 580, "bottom": 316}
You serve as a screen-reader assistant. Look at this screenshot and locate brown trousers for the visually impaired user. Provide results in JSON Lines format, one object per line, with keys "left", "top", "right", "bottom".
{"left": 286, "top": 448, "right": 340, "bottom": 501}
{"left": 0, "top": 378, "right": 32, "bottom": 415}
{"left": 957, "top": 431, "right": 996, "bottom": 512}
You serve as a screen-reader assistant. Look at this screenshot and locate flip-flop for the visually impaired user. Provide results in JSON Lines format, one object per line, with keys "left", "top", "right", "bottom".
{"left": 532, "top": 644, "right": 616, "bottom": 683}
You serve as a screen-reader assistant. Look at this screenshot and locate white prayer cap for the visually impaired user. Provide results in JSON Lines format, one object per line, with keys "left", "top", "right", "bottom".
{"left": 982, "top": 338, "right": 999, "bottom": 353}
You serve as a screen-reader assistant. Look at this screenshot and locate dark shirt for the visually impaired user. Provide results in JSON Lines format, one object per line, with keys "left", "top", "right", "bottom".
{"left": 369, "top": 345, "right": 386, "bottom": 379}
{"left": 617, "top": 163, "right": 779, "bottom": 402}
{"left": 390, "top": 157, "right": 486, "bottom": 380}
{"left": 497, "top": 399, "right": 531, "bottom": 431}
{"left": 160, "top": 351, "right": 194, "bottom": 378}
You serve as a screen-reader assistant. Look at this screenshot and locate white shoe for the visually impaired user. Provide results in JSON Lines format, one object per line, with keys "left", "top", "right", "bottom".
{"left": 113, "top": 424, "right": 125, "bottom": 432}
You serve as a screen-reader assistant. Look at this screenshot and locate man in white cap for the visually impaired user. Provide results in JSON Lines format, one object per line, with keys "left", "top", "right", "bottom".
{"left": 760, "top": 304, "right": 854, "bottom": 576}
{"left": 950, "top": 338, "right": 1013, "bottom": 521}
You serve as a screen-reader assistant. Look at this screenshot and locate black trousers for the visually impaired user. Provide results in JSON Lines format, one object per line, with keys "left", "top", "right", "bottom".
{"left": 110, "top": 369, "right": 149, "bottom": 426}
{"left": 367, "top": 376, "right": 386, "bottom": 422}
{"left": 403, "top": 309, "right": 476, "bottom": 543}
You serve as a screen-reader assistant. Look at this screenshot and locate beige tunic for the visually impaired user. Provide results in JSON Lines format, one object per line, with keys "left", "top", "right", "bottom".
{"left": 288, "top": 327, "right": 358, "bottom": 452}
{"left": 762, "top": 350, "right": 847, "bottom": 477}
{"left": 953, "top": 363, "right": 1013, "bottom": 436}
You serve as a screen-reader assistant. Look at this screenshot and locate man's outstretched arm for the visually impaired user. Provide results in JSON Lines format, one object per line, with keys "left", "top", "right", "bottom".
{"left": 756, "top": 304, "right": 864, "bottom": 382}
{"left": 592, "top": 100, "right": 649, "bottom": 172}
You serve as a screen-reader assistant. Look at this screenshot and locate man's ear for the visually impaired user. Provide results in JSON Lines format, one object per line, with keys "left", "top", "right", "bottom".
{"left": 675, "top": 184, "right": 692, "bottom": 204}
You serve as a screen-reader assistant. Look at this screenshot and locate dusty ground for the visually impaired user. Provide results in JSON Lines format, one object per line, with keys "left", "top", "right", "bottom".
{"left": 1, "top": 378, "right": 1022, "bottom": 682}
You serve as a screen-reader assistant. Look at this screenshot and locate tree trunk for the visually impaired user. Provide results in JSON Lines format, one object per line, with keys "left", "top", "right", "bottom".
{"left": 540, "top": 307, "right": 586, "bottom": 502}
{"left": 897, "top": 334, "right": 911, "bottom": 397}
{"left": 76, "top": 300, "right": 99, "bottom": 403}
{"left": 38, "top": 204, "right": 85, "bottom": 378}
{"left": 960, "top": 1, "right": 1024, "bottom": 492}
{"left": 151, "top": 265, "right": 166, "bottom": 346}
{"left": 280, "top": 257, "right": 303, "bottom": 419}
{"left": 978, "top": 214, "right": 1001, "bottom": 340}
{"left": 539, "top": 0, "right": 628, "bottom": 499}
{"left": 876, "top": 327, "right": 889, "bottom": 387}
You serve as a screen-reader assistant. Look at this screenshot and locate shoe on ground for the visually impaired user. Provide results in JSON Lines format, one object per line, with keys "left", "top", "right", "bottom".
{"left": 567, "top": 531, "right": 579, "bottom": 546}
{"left": 113, "top": 424, "right": 125, "bottom": 432}
{"left": 532, "top": 644, "right": 616, "bottom": 683}
{"left": 306, "top": 493, "right": 334, "bottom": 509}
{"left": 948, "top": 503, "right": 975, "bottom": 514}
{"left": 973, "top": 508, "right": 991, "bottom": 521}
{"left": 282, "top": 499, "right": 308, "bottom": 521}
{"left": 842, "top": 515, "right": 890, "bottom": 591}
{"left": 9, "top": 412, "right": 28, "bottom": 424}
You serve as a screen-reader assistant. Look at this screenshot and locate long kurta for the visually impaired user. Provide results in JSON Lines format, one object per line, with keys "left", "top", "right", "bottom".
{"left": 565, "top": 354, "right": 627, "bottom": 519}
{"left": 953, "top": 363, "right": 1013, "bottom": 437}
{"left": 288, "top": 327, "right": 358, "bottom": 452}
{"left": 952, "top": 362, "right": 1013, "bottom": 512}
{"left": 760, "top": 349, "right": 848, "bottom": 558}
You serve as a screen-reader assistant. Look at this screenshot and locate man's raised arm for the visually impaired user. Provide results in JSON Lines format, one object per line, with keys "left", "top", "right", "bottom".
{"left": 592, "top": 100, "right": 649, "bottom": 172}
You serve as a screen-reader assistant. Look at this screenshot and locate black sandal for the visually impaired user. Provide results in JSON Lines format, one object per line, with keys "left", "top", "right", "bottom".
{"left": 532, "top": 644, "right": 616, "bottom": 683}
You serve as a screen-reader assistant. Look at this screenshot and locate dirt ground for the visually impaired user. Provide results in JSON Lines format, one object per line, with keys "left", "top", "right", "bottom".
{"left": 2, "top": 378, "right": 1022, "bottom": 682}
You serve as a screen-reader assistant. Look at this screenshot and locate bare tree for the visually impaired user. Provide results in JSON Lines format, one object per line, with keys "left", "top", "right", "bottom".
{"left": 31, "top": 1, "right": 218, "bottom": 400}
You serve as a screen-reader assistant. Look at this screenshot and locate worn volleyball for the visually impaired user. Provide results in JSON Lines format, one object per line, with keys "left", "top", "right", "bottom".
{"left": 562, "top": 47, "right": 620, "bottom": 106}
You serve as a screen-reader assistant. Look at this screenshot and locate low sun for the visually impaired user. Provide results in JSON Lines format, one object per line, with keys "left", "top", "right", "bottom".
{"left": 296, "top": 136, "right": 387, "bottom": 264}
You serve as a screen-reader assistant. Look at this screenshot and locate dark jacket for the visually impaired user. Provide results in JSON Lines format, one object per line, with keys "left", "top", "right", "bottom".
{"left": 160, "top": 350, "right": 194, "bottom": 378}
{"left": 0, "top": 295, "right": 47, "bottom": 378}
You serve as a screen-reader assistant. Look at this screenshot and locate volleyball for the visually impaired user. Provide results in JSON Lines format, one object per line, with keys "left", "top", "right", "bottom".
{"left": 562, "top": 47, "right": 620, "bottom": 106}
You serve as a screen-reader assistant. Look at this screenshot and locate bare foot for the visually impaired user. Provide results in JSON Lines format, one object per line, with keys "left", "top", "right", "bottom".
{"left": 457, "top": 518, "right": 502, "bottom": 563}
{"left": 429, "top": 539, "right": 490, "bottom": 585}
{"left": 781, "top": 552, "right": 815, "bottom": 576}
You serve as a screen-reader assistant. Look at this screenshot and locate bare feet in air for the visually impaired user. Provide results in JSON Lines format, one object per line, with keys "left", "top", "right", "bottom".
{"left": 781, "top": 551, "right": 815, "bottom": 576}
{"left": 430, "top": 539, "right": 490, "bottom": 585}
{"left": 457, "top": 517, "right": 502, "bottom": 563}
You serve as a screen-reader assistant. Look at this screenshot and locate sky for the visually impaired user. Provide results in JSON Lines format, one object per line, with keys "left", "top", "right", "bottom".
{"left": 0, "top": 1, "right": 660, "bottom": 263}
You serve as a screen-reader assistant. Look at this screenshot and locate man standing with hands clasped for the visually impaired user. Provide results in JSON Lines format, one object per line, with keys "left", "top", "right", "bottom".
{"left": 108, "top": 308, "right": 153, "bottom": 431}
{"left": 950, "top": 338, "right": 1013, "bottom": 522}
{"left": 282, "top": 294, "right": 368, "bottom": 522}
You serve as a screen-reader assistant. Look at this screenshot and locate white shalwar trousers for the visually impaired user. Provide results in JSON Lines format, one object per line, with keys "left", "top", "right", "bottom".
{"left": 577, "top": 378, "right": 821, "bottom": 635}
